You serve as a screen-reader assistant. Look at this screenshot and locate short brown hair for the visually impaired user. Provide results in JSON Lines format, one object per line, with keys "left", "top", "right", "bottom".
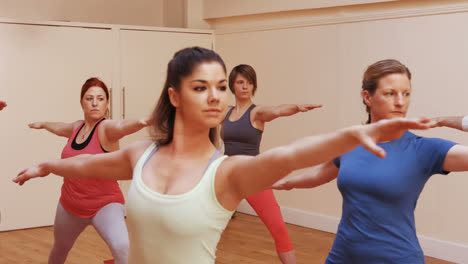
{"left": 228, "top": 64, "right": 257, "bottom": 95}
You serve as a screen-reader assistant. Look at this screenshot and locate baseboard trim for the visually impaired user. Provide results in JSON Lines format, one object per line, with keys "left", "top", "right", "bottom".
{"left": 237, "top": 200, "right": 468, "bottom": 263}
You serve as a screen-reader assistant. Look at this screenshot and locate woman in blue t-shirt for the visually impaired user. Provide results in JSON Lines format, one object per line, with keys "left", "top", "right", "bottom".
{"left": 273, "top": 59, "right": 468, "bottom": 263}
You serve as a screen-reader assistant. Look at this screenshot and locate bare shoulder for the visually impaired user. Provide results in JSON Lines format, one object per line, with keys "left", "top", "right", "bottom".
{"left": 251, "top": 104, "right": 262, "bottom": 110}
{"left": 98, "top": 119, "right": 117, "bottom": 129}
{"left": 250, "top": 104, "right": 265, "bottom": 115}
{"left": 71, "top": 120, "right": 84, "bottom": 131}
{"left": 250, "top": 104, "right": 268, "bottom": 126}
{"left": 215, "top": 155, "right": 255, "bottom": 201}
{"left": 124, "top": 140, "right": 155, "bottom": 165}
{"left": 217, "top": 155, "right": 253, "bottom": 175}
{"left": 125, "top": 140, "right": 154, "bottom": 154}
{"left": 98, "top": 119, "right": 115, "bottom": 133}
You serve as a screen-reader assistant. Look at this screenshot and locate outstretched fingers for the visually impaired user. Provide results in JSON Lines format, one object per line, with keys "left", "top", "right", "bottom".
{"left": 299, "top": 104, "right": 323, "bottom": 112}
{"left": 358, "top": 117, "right": 430, "bottom": 158}
{"left": 379, "top": 117, "right": 431, "bottom": 136}
{"left": 28, "top": 122, "right": 42, "bottom": 129}
{"left": 358, "top": 132, "right": 386, "bottom": 158}
{"left": 271, "top": 178, "right": 289, "bottom": 190}
{"left": 13, "top": 169, "right": 30, "bottom": 185}
{"left": 140, "top": 118, "right": 151, "bottom": 127}
{"left": 400, "top": 117, "right": 431, "bottom": 129}
{"left": 13, "top": 166, "right": 48, "bottom": 186}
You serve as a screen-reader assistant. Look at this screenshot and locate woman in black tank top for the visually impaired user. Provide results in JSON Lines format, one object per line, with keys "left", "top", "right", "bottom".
{"left": 222, "top": 64, "right": 322, "bottom": 264}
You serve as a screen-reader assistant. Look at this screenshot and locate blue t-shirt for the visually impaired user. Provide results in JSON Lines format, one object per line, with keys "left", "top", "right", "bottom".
{"left": 326, "top": 132, "right": 456, "bottom": 264}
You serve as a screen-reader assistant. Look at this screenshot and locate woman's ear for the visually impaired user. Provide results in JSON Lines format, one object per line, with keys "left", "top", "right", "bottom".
{"left": 362, "top": 90, "right": 372, "bottom": 107}
{"left": 168, "top": 87, "right": 180, "bottom": 107}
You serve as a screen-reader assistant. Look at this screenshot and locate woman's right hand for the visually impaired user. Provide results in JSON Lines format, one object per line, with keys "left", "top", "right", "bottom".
{"left": 28, "top": 122, "right": 43, "bottom": 129}
{"left": 296, "top": 104, "right": 322, "bottom": 112}
{"left": 13, "top": 164, "right": 50, "bottom": 186}
{"left": 354, "top": 117, "right": 431, "bottom": 158}
{"left": 271, "top": 178, "right": 292, "bottom": 190}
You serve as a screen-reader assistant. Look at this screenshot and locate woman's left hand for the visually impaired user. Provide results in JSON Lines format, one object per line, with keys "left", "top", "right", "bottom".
{"left": 426, "top": 117, "right": 443, "bottom": 128}
{"left": 139, "top": 118, "right": 150, "bottom": 127}
{"left": 13, "top": 164, "right": 50, "bottom": 186}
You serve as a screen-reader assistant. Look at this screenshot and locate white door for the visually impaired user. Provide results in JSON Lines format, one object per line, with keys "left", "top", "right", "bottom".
{"left": 118, "top": 29, "right": 213, "bottom": 195}
{"left": 0, "top": 23, "right": 114, "bottom": 231}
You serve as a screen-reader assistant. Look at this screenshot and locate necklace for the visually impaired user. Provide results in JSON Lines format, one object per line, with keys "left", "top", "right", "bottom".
{"left": 81, "top": 126, "right": 91, "bottom": 140}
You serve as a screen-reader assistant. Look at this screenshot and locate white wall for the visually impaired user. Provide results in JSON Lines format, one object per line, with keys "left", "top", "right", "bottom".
{"left": 164, "top": 0, "right": 185, "bottom": 28}
{"left": 186, "top": 0, "right": 211, "bottom": 29}
{"left": 0, "top": 22, "right": 115, "bottom": 231}
{"left": 0, "top": 0, "right": 164, "bottom": 26}
{"left": 203, "top": 0, "right": 398, "bottom": 19}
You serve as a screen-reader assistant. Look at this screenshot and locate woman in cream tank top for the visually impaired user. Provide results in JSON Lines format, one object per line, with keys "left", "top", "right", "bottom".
{"left": 126, "top": 144, "right": 231, "bottom": 263}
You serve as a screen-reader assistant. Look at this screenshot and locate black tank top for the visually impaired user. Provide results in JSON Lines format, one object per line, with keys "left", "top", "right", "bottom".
{"left": 222, "top": 104, "right": 263, "bottom": 156}
{"left": 71, "top": 118, "right": 108, "bottom": 152}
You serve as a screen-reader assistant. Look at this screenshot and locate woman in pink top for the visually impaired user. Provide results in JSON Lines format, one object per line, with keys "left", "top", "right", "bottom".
{"left": 15, "top": 48, "right": 432, "bottom": 263}
{"left": 28, "top": 77, "right": 148, "bottom": 264}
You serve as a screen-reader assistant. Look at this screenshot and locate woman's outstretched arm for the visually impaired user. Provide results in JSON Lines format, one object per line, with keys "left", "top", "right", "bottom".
{"left": 253, "top": 104, "right": 322, "bottom": 123}
{"left": 28, "top": 120, "right": 82, "bottom": 138}
{"left": 13, "top": 141, "right": 151, "bottom": 185}
{"left": 221, "top": 117, "right": 431, "bottom": 201}
{"left": 101, "top": 118, "right": 149, "bottom": 141}
{"left": 429, "top": 116, "right": 468, "bottom": 172}
{"left": 431, "top": 116, "right": 467, "bottom": 131}
{"left": 272, "top": 161, "right": 339, "bottom": 190}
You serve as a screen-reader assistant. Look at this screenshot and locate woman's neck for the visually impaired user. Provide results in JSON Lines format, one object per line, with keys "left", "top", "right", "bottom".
{"left": 82, "top": 117, "right": 103, "bottom": 129}
{"left": 169, "top": 116, "right": 216, "bottom": 158}
{"left": 234, "top": 98, "right": 253, "bottom": 111}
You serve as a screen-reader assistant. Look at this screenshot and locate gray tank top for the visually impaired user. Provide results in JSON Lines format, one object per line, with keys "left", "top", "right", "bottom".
{"left": 222, "top": 104, "right": 263, "bottom": 156}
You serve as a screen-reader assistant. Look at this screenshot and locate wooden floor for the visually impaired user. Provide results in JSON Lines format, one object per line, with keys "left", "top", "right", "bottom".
{"left": 0, "top": 212, "right": 454, "bottom": 264}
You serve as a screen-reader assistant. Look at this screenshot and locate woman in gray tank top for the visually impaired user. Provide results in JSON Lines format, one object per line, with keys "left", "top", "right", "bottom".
{"left": 222, "top": 64, "right": 321, "bottom": 264}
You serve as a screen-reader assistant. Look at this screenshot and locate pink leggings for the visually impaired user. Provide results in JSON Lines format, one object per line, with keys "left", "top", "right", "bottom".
{"left": 246, "top": 189, "right": 293, "bottom": 253}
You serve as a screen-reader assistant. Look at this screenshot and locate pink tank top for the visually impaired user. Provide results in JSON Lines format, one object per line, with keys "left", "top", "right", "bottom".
{"left": 60, "top": 119, "right": 124, "bottom": 218}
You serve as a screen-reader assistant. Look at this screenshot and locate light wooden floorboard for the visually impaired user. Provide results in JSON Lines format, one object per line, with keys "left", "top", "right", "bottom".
{"left": 0, "top": 213, "right": 454, "bottom": 264}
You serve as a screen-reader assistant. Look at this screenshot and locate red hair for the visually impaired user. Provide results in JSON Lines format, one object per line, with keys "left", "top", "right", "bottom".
{"left": 80, "top": 77, "right": 109, "bottom": 100}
